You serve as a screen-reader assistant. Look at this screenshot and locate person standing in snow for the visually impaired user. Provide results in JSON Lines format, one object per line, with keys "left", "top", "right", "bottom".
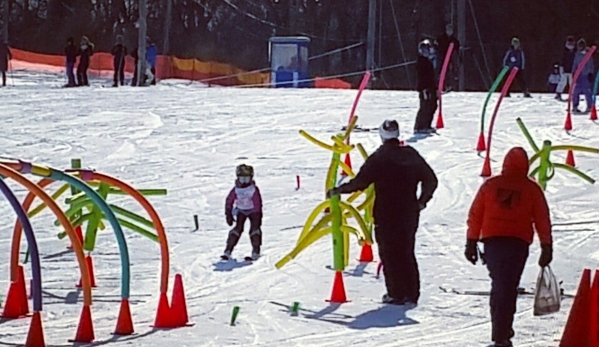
{"left": 572, "top": 38, "right": 595, "bottom": 114}
{"left": 146, "top": 38, "right": 158, "bottom": 85}
{"left": 64, "top": 37, "right": 79, "bottom": 87}
{"left": 436, "top": 23, "right": 460, "bottom": 91}
{"left": 555, "top": 36, "right": 577, "bottom": 100}
{"left": 503, "top": 37, "right": 531, "bottom": 98}
{"left": 0, "top": 40, "right": 12, "bottom": 87}
{"left": 414, "top": 39, "right": 438, "bottom": 134}
{"left": 223, "top": 164, "right": 263, "bottom": 260}
{"left": 111, "top": 35, "right": 127, "bottom": 87}
{"left": 328, "top": 120, "right": 438, "bottom": 305}
{"left": 466, "top": 147, "right": 553, "bottom": 347}
{"left": 77, "top": 36, "right": 94, "bottom": 86}
{"left": 547, "top": 63, "right": 561, "bottom": 93}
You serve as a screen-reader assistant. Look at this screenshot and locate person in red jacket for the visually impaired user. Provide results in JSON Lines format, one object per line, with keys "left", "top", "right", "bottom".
{"left": 465, "top": 147, "right": 552, "bottom": 347}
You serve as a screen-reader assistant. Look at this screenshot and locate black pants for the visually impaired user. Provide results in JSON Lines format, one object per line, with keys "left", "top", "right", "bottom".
{"left": 113, "top": 60, "right": 125, "bottom": 86}
{"left": 376, "top": 224, "right": 420, "bottom": 302}
{"left": 483, "top": 237, "right": 529, "bottom": 342}
{"left": 414, "top": 92, "right": 438, "bottom": 131}
{"left": 1, "top": 70, "right": 5, "bottom": 86}
{"left": 77, "top": 64, "right": 89, "bottom": 86}
{"left": 225, "top": 212, "right": 262, "bottom": 254}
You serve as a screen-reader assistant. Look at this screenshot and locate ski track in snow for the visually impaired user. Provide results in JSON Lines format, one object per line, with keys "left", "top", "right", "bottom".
{"left": 0, "top": 70, "right": 598, "bottom": 346}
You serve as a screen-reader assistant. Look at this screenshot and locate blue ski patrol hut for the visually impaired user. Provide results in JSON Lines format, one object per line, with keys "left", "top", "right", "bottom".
{"left": 269, "top": 36, "right": 310, "bottom": 88}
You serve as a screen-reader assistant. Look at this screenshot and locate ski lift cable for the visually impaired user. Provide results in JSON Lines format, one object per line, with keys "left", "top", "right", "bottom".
{"left": 468, "top": 0, "right": 492, "bottom": 85}
{"left": 193, "top": 42, "right": 366, "bottom": 84}
{"left": 389, "top": 0, "right": 413, "bottom": 89}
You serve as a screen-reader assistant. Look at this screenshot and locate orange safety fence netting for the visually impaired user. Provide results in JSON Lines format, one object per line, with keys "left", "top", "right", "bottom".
{"left": 10, "top": 48, "right": 351, "bottom": 89}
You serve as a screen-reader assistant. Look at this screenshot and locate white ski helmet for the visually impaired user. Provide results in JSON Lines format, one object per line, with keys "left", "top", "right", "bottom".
{"left": 379, "top": 119, "right": 400, "bottom": 143}
{"left": 418, "top": 39, "right": 432, "bottom": 57}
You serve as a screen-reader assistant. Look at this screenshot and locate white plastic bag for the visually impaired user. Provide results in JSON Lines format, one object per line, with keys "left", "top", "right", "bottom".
{"left": 533, "top": 266, "right": 561, "bottom": 316}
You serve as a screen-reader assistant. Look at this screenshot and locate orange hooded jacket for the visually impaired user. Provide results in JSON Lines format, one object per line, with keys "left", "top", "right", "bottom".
{"left": 467, "top": 147, "right": 552, "bottom": 245}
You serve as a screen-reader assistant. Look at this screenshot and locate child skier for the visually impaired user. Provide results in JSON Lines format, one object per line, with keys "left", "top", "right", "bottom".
{"left": 222, "top": 164, "right": 263, "bottom": 261}
{"left": 547, "top": 64, "right": 561, "bottom": 93}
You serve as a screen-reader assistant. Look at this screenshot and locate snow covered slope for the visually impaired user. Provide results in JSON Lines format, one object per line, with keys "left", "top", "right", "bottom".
{"left": 0, "top": 70, "right": 598, "bottom": 346}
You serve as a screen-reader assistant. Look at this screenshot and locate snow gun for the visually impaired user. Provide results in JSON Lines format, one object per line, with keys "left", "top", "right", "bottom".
{"left": 275, "top": 116, "right": 374, "bottom": 302}
{"left": 516, "top": 118, "right": 599, "bottom": 190}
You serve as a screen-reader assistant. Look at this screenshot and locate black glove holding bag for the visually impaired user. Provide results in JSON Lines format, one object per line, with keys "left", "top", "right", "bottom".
{"left": 538, "top": 243, "right": 553, "bottom": 267}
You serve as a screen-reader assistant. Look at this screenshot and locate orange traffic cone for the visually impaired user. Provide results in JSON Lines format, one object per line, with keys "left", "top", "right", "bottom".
{"left": 481, "top": 155, "right": 492, "bottom": 177}
{"left": 436, "top": 112, "right": 445, "bottom": 129}
{"left": 17, "top": 265, "right": 30, "bottom": 317}
{"left": 358, "top": 244, "right": 374, "bottom": 262}
{"left": 476, "top": 133, "right": 486, "bottom": 152}
{"left": 25, "top": 311, "right": 46, "bottom": 347}
{"left": 590, "top": 105, "right": 597, "bottom": 121}
{"left": 153, "top": 292, "right": 173, "bottom": 328}
{"left": 566, "top": 150, "right": 576, "bottom": 167}
{"left": 326, "top": 271, "right": 348, "bottom": 303}
{"left": 559, "top": 269, "right": 591, "bottom": 347}
{"left": 70, "top": 305, "right": 94, "bottom": 343}
{"left": 77, "top": 255, "right": 97, "bottom": 288}
{"left": 564, "top": 112, "right": 573, "bottom": 131}
{"left": 171, "top": 274, "right": 191, "bottom": 327}
{"left": 590, "top": 270, "right": 599, "bottom": 347}
{"left": 114, "top": 299, "right": 134, "bottom": 335}
{"left": 2, "top": 282, "right": 26, "bottom": 318}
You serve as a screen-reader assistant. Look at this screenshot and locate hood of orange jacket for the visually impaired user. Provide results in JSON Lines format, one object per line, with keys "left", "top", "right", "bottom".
{"left": 501, "top": 147, "right": 529, "bottom": 177}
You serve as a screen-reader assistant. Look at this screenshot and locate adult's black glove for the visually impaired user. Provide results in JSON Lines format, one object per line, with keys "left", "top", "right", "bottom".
{"left": 464, "top": 239, "right": 478, "bottom": 265}
{"left": 226, "top": 210, "right": 234, "bottom": 226}
{"left": 326, "top": 187, "right": 341, "bottom": 199}
{"left": 538, "top": 243, "right": 553, "bottom": 267}
{"left": 418, "top": 199, "right": 427, "bottom": 211}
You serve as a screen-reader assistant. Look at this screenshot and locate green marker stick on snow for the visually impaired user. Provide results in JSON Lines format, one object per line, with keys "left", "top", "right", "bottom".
{"left": 290, "top": 302, "right": 300, "bottom": 316}
{"left": 230, "top": 306, "right": 240, "bottom": 326}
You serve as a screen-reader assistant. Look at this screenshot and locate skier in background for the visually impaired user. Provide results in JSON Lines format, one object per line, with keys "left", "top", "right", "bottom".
{"left": 0, "top": 40, "right": 12, "bottom": 87}
{"left": 503, "top": 37, "right": 531, "bottom": 98}
{"left": 547, "top": 63, "right": 561, "bottom": 93}
{"left": 223, "top": 164, "right": 263, "bottom": 261}
{"left": 77, "top": 36, "right": 94, "bottom": 86}
{"left": 572, "top": 38, "right": 595, "bottom": 114}
{"left": 111, "top": 35, "right": 127, "bottom": 87}
{"left": 414, "top": 39, "right": 438, "bottom": 134}
{"left": 436, "top": 23, "right": 460, "bottom": 91}
{"left": 555, "top": 36, "right": 576, "bottom": 100}
{"left": 64, "top": 37, "right": 78, "bottom": 87}
{"left": 328, "top": 119, "right": 438, "bottom": 305}
{"left": 466, "top": 147, "right": 553, "bottom": 347}
{"left": 146, "top": 38, "right": 158, "bottom": 85}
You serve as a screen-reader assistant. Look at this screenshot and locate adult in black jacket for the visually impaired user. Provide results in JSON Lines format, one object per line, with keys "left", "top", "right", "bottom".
{"left": 64, "top": 37, "right": 79, "bottom": 87}
{"left": 415, "top": 39, "right": 438, "bottom": 133}
{"left": 77, "top": 36, "right": 94, "bottom": 86}
{"left": 0, "top": 40, "right": 12, "bottom": 87}
{"left": 556, "top": 35, "right": 576, "bottom": 100}
{"left": 111, "top": 36, "right": 128, "bottom": 87}
{"left": 328, "top": 120, "right": 438, "bottom": 305}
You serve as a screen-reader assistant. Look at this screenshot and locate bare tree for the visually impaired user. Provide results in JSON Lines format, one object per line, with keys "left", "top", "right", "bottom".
{"left": 137, "top": 0, "right": 147, "bottom": 86}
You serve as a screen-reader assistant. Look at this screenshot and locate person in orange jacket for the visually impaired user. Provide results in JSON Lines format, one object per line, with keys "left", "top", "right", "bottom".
{"left": 465, "top": 147, "right": 553, "bottom": 347}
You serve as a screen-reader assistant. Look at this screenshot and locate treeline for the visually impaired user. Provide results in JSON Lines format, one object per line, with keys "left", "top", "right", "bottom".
{"left": 1, "top": 0, "right": 598, "bottom": 91}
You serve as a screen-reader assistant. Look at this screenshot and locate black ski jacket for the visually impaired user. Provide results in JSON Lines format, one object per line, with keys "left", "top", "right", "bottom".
{"left": 561, "top": 48, "right": 576, "bottom": 74}
{"left": 0, "top": 43, "right": 11, "bottom": 71}
{"left": 335, "top": 139, "right": 438, "bottom": 228}
{"left": 65, "top": 44, "right": 78, "bottom": 64}
{"left": 417, "top": 56, "right": 436, "bottom": 92}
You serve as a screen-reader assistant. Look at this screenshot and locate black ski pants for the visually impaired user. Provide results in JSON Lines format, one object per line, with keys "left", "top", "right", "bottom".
{"left": 414, "top": 91, "right": 438, "bottom": 131}
{"left": 483, "top": 237, "right": 529, "bottom": 343}
{"left": 376, "top": 224, "right": 420, "bottom": 302}
{"left": 225, "top": 212, "right": 262, "bottom": 253}
{"left": 1, "top": 71, "right": 6, "bottom": 86}
{"left": 113, "top": 59, "right": 125, "bottom": 86}
{"left": 77, "top": 63, "right": 89, "bottom": 86}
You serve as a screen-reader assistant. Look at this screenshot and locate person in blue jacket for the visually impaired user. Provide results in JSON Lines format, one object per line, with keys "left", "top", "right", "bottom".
{"left": 572, "top": 38, "right": 595, "bottom": 114}
{"left": 145, "top": 38, "right": 157, "bottom": 85}
{"left": 503, "top": 37, "right": 531, "bottom": 98}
